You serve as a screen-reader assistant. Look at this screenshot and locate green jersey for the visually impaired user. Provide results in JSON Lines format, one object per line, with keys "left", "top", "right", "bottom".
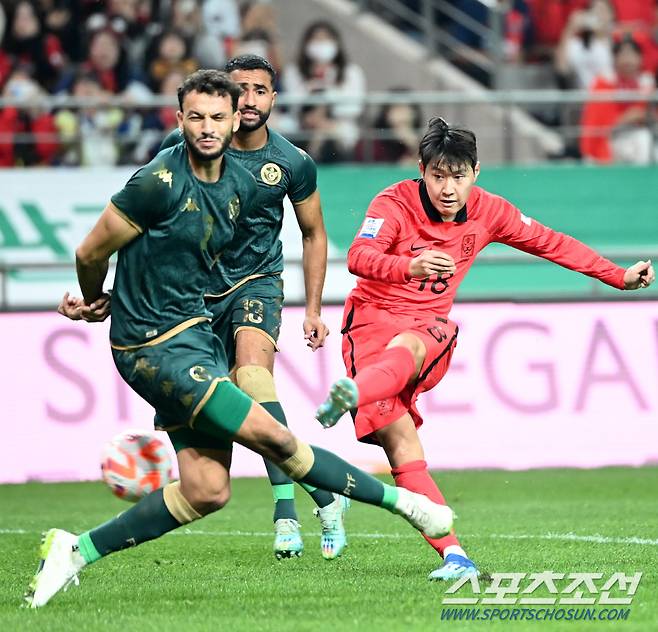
{"left": 109, "top": 142, "right": 258, "bottom": 347}
{"left": 160, "top": 128, "right": 317, "bottom": 294}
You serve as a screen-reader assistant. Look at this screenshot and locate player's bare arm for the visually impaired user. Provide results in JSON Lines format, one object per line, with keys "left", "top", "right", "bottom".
{"left": 292, "top": 190, "right": 330, "bottom": 350}
{"left": 623, "top": 259, "right": 655, "bottom": 289}
{"left": 59, "top": 202, "right": 140, "bottom": 323}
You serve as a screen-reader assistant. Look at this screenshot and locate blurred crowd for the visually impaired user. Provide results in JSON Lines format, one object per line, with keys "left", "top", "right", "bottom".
{"left": 0, "top": 0, "right": 657, "bottom": 166}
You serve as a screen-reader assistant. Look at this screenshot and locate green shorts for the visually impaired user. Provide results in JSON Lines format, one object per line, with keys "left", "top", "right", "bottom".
{"left": 206, "top": 275, "right": 284, "bottom": 367}
{"left": 112, "top": 322, "right": 236, "bottom": 451}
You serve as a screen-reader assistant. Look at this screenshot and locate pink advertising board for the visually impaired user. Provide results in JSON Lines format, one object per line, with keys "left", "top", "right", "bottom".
{"left": 2, "top": 302, "right": 657, "bottom": 484}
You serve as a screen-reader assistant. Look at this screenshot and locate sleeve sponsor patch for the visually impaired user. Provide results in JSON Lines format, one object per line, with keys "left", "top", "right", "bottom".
{"left": 520, "top": 213, "right": 532, "bottom": 226}
{"left": 358, "top": 217, "right": 385, "bottom": 239}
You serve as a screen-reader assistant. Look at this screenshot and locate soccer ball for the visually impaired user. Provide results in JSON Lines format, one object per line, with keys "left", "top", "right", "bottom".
{"left": 100, "top": 430, "right": 173, "bottom": 502}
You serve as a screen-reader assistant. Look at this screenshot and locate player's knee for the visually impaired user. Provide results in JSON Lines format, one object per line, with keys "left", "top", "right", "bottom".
{"left": 178, "top": 479, "right": 231, "bottom": 516}
{"left": 388, "top": 333, "right": 426, "bottom": 367}
{"left": 236, "top": 365, "right": 277, "bottom": 403}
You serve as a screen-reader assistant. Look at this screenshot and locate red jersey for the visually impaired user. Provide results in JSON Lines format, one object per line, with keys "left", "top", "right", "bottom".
{"left": 347, "top": 179, "right": 626, "bottom": 319}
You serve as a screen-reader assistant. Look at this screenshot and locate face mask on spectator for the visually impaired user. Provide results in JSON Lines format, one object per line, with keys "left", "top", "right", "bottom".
{"left": 306, "top": 40, "right": 338, "bottom": 63}
{"left": 5, "top": 77, "right": 39, "bottom": 101}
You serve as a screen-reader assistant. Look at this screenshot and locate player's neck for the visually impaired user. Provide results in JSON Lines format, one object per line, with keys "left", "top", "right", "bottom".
{"left": 188, "top": 153, "right": 224, "bottom": 183}
{"left": 232, "top": 126, "right": 268, "bottom": 151}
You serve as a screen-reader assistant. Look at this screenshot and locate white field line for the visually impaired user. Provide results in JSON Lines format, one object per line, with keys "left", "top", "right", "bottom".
{"left": 1, "top": 528, "right": 657, "bottom": 546}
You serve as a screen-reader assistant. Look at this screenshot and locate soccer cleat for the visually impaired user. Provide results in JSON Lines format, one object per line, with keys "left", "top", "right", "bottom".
{"left": 25, "top": 529, "right": 86, "bottom": 608}
{"left": 273, "top": 519, "right": 303, "bottom": 559}
{"left": 315, "top": 377, "right": 359, "bottom": 428}
{"left": 313, "top": 494, "right": 350, "bottom": 560}
{"left": 428, "top": 554, "right": 479, "bottom": 581}
{"left": 393, "top": 488, "right": 454, "bottom": 539}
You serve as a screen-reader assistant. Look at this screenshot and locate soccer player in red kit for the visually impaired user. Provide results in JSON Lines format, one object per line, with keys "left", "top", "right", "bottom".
{"left": 315, "top": 117, "right": 655, "bottom": 581}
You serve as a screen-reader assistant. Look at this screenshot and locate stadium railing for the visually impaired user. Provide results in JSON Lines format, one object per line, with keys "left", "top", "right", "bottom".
{"left": 1, "top": 89, "right": 658, "bottom": 165}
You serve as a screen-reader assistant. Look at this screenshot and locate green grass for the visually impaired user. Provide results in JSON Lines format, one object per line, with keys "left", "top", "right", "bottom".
{"left": 1, "top": 468, "right": 656, "bottom": 631}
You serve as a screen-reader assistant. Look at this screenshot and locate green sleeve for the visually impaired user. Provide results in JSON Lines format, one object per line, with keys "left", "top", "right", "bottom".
{"left": 110, "top": 162, "right": 174, "bottom": 231}
{"left": 288, "top": 147, "right": 317, "bottom": 203}
{"left": 159, "top": 128, "right": 184, "bottom": 152}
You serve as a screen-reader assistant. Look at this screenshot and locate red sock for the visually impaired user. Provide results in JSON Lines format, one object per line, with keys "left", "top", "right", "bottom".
{"left": 354, "top": 346, "right": 417, "bottom": 407}
{"left": 391, "top": 460, "right": 459, "bottom": 556}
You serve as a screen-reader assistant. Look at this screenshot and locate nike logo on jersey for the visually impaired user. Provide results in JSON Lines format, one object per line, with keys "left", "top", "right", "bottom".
{"left": 410, "top": 238, "right": 443, "bottom": 252}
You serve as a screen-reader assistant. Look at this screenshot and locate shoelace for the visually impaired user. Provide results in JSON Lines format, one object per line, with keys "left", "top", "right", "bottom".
{"left": 275, "top": 520, "right": 300, "bottom": 536}
{"left": 313, "top": 506, "right": 340, "bottom": 532}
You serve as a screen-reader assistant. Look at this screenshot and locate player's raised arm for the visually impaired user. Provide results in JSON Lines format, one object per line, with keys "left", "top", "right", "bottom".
{"left": 489, "top": 196, "right": 631, "bottom": 290}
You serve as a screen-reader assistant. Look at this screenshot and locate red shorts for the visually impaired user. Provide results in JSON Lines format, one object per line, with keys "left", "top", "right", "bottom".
{"left": 340, "top": 296, "right": 458, "bottom": 444}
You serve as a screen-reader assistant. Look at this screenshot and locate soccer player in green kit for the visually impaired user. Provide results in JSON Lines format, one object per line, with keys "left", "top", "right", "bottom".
{"left": 160, "top": 55, "right": 345, "bottom": 560}
{"left": 26, "top": 69, "right": 454, "bottom": 608}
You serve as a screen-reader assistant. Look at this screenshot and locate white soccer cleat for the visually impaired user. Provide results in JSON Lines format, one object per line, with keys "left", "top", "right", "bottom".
{"left": 393, "top": 488, "right": 453, "bottom": 539}
{"left": 313, "top": 494, "right": 350, "bottom": 560}
{"left": 273, "top": 519, "right": 304, "bottom": 559}
{"left": 25, "top": 529, "right": 87, "bottom": 608}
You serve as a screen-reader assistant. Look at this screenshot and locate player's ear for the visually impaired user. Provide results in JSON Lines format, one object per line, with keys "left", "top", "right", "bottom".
{"left": 176, "top": 110, "right": 184, "bottom": 130}
{"left": 418, "top": 159, "right": 425, "bottom": 178}
{"left": 232, "top": 109, "right": 241, "bottom": 133}
{"left": 473, "top": 161, "right": 480, "bottom": 181}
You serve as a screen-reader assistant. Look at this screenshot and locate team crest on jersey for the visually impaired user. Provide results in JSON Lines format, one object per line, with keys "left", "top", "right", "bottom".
{"left": 189, "top": 366, "right": 212, "bottom": 383}
{"left": 260, "top": 162, "right": 282, "bottom": 185}
{"left": 461, "top": 234, "right": 476, "bottom": 257}
{"left": 153, "top": 167, "right": 173, "bottom": 188}
{"left": 227, "top": 196, "right": 240, "bottom": 221}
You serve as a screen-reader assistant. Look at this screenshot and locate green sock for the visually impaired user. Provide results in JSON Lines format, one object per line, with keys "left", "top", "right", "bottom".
{"left": 262, "top": 401, "right": 335, "bottom": 510}
{"left": 270, "top": 482, "right": 297, "bottom": 522}
{"left": 299, "top": 446, "right": 399, "bottom": 511}
{"left": 261, "top": 401, "right": 298, "bottom": 521}
{"left": 78, "top": 488, "right": 181, "bottom": 563}
{"left": 299, "top": 482, "right": 335, "bottom": 509}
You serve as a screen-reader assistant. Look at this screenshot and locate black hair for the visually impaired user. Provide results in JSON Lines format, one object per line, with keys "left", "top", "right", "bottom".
{"left": 612, "top": 34, "right": 642, "bottom": 57}
{"left": 374, "top": 87, "right": 423, "bottom": 131}
{"left": 297, "top": 20, "right": 347, "bottom": 83}
{"left": 419, "top": 117, "right": 478, "bottom": 170}
{"left": 177, "top": 69, "right": 241, "bottom": 111}
{"left": 225, "top": 53, "right": 277, "bottom": 85}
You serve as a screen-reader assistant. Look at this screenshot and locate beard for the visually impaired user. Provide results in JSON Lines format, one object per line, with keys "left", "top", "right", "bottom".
{"left": 238, "top": 107, "right": 271, "bottom": 132}
{"left": 183, "top": 126, "right": 233, "bottom": 162}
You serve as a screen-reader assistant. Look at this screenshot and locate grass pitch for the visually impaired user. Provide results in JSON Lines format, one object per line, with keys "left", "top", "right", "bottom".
{"left": 1, "top": 467, "right": 656, "bottom": 632}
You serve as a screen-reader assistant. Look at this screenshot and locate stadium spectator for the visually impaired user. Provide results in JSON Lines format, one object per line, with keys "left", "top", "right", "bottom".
{"left": 580, "top": 34, "right": 655, "bottom": 163}
{"left": 147, "top": 30, "right": 198, "bottom": 91}
{"left": 171, "top": 0, "right": 240, "bottom": 68}
{"left": 238, "top": 1, "right": 283, "bottom": 77}
{"left": 526, "top": 0, "right": 589, "bottom": 52}
{"left": 54, "top": 72, "right": 124, "bottom": 166}
{"left": 40, "top": 0, "right": 82, "bottom": 63}
{"left": 0, "top": 66, "right": 58, "bottom": 166}
{"left": 2, "top": 0, "right": 65, "bottom": 90}
{"left": 354, "top": 90, "right": 423, "bottom": 164}
{"left": 282, "top": 20, "right": 366, "bottom": 160}
{"left": 554, "top": 0, "right": 615, "bottom": 89}
{"left": 316, "top": 117, "right": 655, "bottom": 582}
{"left": 131, "top": 68, "right": 183, "bottom": 163}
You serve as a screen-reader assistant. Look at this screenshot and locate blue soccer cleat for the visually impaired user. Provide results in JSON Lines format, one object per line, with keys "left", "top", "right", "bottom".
{"left": 273, "top": 519, "right": 303, "bottom": 559}
{"left": 428, "top": 553, "right": 479, "bottom": 581}
{"left": 313, "top": 494, "right": 350, "bottom": 560}
{"left": 315, "top": 377, "right": 359, "bottom": 428}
